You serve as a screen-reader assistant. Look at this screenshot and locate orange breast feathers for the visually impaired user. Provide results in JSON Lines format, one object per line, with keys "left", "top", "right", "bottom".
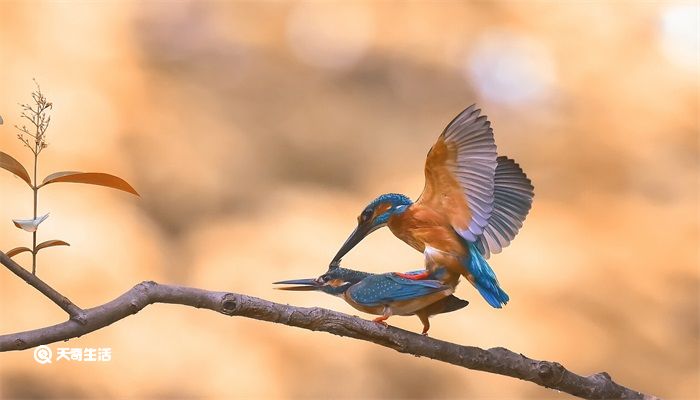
{"left": 387, "top": 204, "right": 468, "bottom": 258}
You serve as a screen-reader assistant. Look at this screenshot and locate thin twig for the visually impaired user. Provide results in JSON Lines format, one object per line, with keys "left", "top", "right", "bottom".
{"left": 12, "top": 80, "right": 52, "bottom": 273}
{"left": 0, "top": 252, "right": 85, "bottom": 323}
{"left": 0, "top": 254, "right": 657, "bottom": 399}
{"left": 32, "top": 149, "right": 38, "bottom": 274}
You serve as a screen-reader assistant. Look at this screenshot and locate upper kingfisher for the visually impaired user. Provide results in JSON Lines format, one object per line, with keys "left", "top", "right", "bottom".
{"left": 274, "top": 266, "right": 468, "bottom": 335}
{"left": 329, "top": 105, "right": 534, "bottom": 308}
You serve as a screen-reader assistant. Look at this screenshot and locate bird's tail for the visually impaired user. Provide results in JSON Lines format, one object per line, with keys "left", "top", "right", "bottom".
{"left": 442, "top": 295, "right": 470, "bottom": 312}
{"left": 465, "top": 241, "right": 509, "bottom": 308}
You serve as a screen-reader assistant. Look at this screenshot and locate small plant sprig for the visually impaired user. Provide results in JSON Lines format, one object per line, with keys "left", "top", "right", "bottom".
{"left": 16, "top": 79, "right": 52, "bottom": 155}
{"left": 0, "top": 80, "right": 139, "bottom": 275}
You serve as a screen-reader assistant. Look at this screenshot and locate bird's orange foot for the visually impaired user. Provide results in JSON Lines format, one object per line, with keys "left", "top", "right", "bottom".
{"left": 373, "top": 316, "right": 389, "bottom": 327}
{"left": 395, "top": 271, "right": 430, "bottom": 280}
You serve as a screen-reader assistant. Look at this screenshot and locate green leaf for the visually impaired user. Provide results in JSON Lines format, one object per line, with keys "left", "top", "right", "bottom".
{"left": 40, "top": 171, "right": 139, "bottom": 196}
{"left": 0, "top": 151, "right": 31, "bottom": 186}
{"left": 6, "top": 247, "right": 32, "bottom": 258}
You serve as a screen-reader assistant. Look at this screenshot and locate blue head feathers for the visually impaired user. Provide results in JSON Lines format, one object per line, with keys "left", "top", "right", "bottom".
{"left": 330, "top": 193, "right": 413, "bottom": 266}
{"left": 361, "top": 193, "right": 413, "bottom": 226}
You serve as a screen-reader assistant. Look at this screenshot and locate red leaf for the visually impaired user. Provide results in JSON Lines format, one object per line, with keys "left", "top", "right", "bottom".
{"left": 0, "top": 151, "right": 31, "bottom": 186}
{"left": 6, "top": 247, "right": 32, "bottom": 258}
{"left": 40, "top": 171, "right": 139, "bottom": 196}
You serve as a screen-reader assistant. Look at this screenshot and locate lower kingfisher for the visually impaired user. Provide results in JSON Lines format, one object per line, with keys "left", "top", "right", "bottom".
{"left": 329, "top": 105, "right": 534, "bottom": 308}
{"left": 274, "top": 266, "right": 468, "bottom": 335}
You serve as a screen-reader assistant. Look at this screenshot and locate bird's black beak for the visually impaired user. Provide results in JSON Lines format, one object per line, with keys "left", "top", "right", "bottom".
{"left": 273, "top": 278, "right": 322, "bottom": 291}
{"left": 330, "top": 223, "right": 373, "bottom": 266}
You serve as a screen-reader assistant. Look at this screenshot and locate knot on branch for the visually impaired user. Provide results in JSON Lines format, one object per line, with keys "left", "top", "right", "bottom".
{"left": 595, "top": 371, "right": 612, "bottom": 380}
{"left": 138, "top": 280, "right": 158, "bottom": 291}
{"left": 537, "top": 361, "right": 565, "bottom": 385}
{"left": 305, "top": 307, "right": 330, "bottom": 330}
{"left": 126, "top": 281, "right": 159, "bottom": 314}
{"left": 221, "top": 294, "right": 237, "bottom": 315}
{"left": 14, "top": 338, "right": 26, "bottom": 349}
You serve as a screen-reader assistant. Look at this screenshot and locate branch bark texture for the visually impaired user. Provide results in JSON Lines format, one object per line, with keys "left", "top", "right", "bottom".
{"left": 0, "top": 275, "right": 658, "bottom": 400}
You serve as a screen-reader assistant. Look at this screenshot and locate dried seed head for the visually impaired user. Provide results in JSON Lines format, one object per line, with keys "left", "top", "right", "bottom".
{"left": 14, "top": 80, "right": 52, "bottom": 153}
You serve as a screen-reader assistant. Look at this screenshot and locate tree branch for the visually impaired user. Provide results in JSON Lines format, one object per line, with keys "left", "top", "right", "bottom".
{"left": 0, "top": 275, "right": 658, "bottom": 400}
{"left": 0, "top": 252, "right": 85, "bottom": 323}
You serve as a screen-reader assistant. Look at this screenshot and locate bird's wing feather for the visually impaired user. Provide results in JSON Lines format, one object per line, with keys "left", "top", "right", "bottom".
{"left": 346, "top": 274, "right": 448, "bottom": 307}
{"left": 476, "top": 156, "right": 534, "bottom": 258}
{"left": 417, "top": 105, "right": 498, "bottom": 242}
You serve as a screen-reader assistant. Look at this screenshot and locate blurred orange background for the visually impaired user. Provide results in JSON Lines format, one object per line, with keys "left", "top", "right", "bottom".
{"left": 0, "top": 1, "right": 698, "bottom": 399}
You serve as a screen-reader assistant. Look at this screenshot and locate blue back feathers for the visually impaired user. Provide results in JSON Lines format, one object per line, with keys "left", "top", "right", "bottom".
{"left": 346, "top": 273, "right": 447, "bottom": 307}
{"left": 465, "top": 241, "right": 510, "bottom": 308}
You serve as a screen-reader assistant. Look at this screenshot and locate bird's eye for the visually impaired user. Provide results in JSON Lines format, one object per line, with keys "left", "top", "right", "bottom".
{"left": 317, "top": 274, "right": 330, "bottom": 283}
{"left": 360, "top": 209, "right": 372, "bottom": 222}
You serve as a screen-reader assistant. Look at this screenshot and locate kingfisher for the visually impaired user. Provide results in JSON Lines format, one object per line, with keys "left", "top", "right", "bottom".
{"left": 329, "top": 105, "right": 534, "bottom": 308}
{"left": 274, "top": 266, "right": 468, "bottom": 335}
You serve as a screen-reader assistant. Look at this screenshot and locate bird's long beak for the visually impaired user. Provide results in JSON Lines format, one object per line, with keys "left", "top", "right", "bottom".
{"left": 273, "top": 278, "right": 321, "bottom": 291}
{"left": 330, "top": 223, "right": 373, "bottom": 266}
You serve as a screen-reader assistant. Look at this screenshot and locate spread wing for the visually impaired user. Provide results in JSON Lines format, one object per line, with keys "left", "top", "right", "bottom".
{"left": 417, "top": 105, "right": 498, "bottom": 242}
{"left": 346, "top": 274, "right": 448, "bottom": 307}
{"left": 476, "top": 156, "right": 534, "bottom": 258}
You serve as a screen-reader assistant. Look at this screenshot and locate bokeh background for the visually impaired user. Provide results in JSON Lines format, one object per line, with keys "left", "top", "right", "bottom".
{"left": 1, "top": 1, "right": 698, "bottom": 399}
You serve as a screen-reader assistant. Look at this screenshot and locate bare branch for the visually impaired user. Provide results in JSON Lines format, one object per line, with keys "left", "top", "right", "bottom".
{"left": 0, "top": 255, "right": 657, "bottom": 400}
{"left": 0, "top": 252, "right": 85, "bottom": 322}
